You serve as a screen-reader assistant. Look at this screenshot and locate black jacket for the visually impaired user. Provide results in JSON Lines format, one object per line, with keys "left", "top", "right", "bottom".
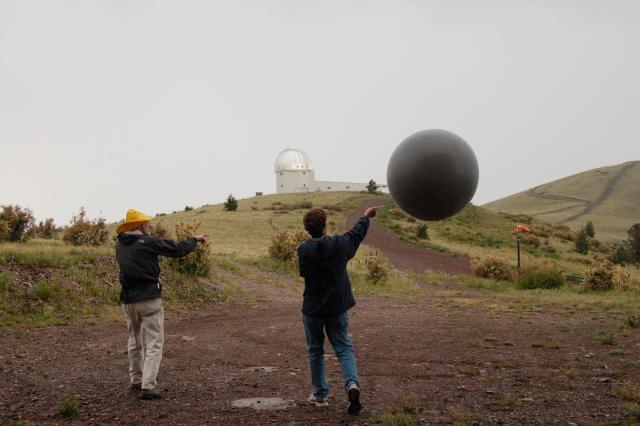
{"left": 297, "top": 216, "right": 370, "bottom": 318}
{"left": 116, "top": 232, "right": 198, "bottom": 304}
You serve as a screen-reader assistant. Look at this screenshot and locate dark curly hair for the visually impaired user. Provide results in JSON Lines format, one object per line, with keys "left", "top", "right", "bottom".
{"left": 303, "top": 208, "right": 327, "bottom": 238}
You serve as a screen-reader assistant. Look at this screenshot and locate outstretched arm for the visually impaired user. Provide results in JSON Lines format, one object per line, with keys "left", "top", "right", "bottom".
{"left": 147, "top": 237, "right": 203, "bottom": 258}
{"left": 343, "top": 207, "right": 377, "bottom": 259}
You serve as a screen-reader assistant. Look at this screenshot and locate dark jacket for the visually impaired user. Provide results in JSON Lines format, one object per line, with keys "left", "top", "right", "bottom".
{"left": 297, "top": 216, "right": 370, "bottom": 318}
{"left": 116, "top": 232, "right": 198, "bottom": 304}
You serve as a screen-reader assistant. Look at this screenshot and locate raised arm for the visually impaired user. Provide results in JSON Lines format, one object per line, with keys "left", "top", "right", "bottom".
{"left": 342, "top": 207, "right": 377, "bottom": 259}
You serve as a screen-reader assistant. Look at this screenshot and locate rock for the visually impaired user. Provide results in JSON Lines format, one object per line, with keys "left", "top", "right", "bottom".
{"left": 231, "top": 397, "right": 295, "bottom": 411}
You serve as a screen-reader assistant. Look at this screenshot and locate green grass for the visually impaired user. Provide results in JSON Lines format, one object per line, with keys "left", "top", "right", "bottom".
{"left": 377, "top": 394, "right": 418, "bottom": 426}
{"left": 0, "top": 239, "right": 112, "bottom": 267}
{"left": 56, "top": 395, "right": 79, "bottom": 418}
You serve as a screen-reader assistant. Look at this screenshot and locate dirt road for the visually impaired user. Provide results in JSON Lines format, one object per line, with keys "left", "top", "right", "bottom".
{"left": 1, "top": 259, "right": 638, "bottom": 425}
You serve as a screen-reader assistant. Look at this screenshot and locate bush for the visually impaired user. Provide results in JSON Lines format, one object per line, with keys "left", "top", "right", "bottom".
{"left": 28, "top": 281, "right": 55, "bottom": 301}
{"left": 63, "top": 208, "right": 109, "bottom": 246}
{"left": 56, "top": 395, "right": 79, "bottom": 418}
{"left": 575, "top": 228, "right": 589, "bottom": 254}
{"left": 367, "top": 179, "right": 379, "bottom": 194}
{"left": 167, "top": 222, "right": 212, "bottom": 276}
{"left": 611, "top": 244, "right": 632, "bottom": 265}
{"left": 585, "top": 220, "right": 595, "bottom": 238}
{"left": 585, "top": 260, "right": 615, "bottom": 291}
{"left": 35, "top": 218, "right": 57, "bottom": 239}
{"left": 363, "top": 255, "right": 391, "bottom": 285}
{"left": 472, "top": 257, "right": 515, "bottom": 281}
{"left": 416, "top": 224, "right": 429, "bottom": 240}
{"left": 518, "top": 267, "right": 565, "bottom": 289}
{"left": 224, "top": 194, "right": 238, "bottom": 212}
{"left": 184, "top": 205, "right": 194, "bottom": 212}
{"left": 268, "top": 229, "right": 308, "bottom": 266}
{"left": 520, "top": 233, "right": 541, "bottom": 248}
{"left": 0, "top": 205, "right": 35, "bottom": 242}
{"left": 388, "top": 208, "right": 408, "bottom": 221}
{"left": 611, "top": 265, "right": 640, "bottom": 291}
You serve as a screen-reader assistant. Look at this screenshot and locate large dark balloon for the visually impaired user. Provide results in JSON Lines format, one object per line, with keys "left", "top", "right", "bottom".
{"left": 386, "top": 129, "right": 479, "bottom": 221}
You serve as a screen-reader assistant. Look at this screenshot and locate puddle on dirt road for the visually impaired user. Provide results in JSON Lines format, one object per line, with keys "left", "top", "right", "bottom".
{"left": 231, "top": 397, "right": 295, "bottom": 410}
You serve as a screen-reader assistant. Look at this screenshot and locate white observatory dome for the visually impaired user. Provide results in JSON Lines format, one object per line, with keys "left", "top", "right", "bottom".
{"left": 274, "top": 148, "right": 314, "bottom": 172}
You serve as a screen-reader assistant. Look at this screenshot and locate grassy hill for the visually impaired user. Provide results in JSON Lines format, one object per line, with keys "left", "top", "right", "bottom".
{"left": 483, "top": 161, "right": 640, "bottom": 241}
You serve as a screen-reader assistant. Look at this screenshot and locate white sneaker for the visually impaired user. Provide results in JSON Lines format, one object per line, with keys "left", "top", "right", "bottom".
{"left": 346, "top": 383, "right": 362, "bottom": 415}
{"left": 307, "top": 393, "right": 329, "bottom": 407}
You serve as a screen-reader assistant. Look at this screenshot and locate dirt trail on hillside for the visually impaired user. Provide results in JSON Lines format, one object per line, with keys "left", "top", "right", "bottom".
{"left": 3, "top": 259, "right": 639, "bottom": 425}
{"left": 347, "top": 199, "right": 472, "bottom": 275}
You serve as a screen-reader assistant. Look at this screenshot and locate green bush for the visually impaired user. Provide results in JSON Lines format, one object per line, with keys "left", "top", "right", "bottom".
{"left": 472, "top": 257, "right": 515, "bottom": 281}
{"left": 35, "top": 218, "right": 57, "bottom": 239}
{"left": 629, "top": 224, "right": 640, "bottom": 263}
{"left": 167, "top": 222, "right": 212, "bottom": 276}
{"left": 224, "top": 194, "right": 238, "bottom": 212}
{"left": 63, "top": 208, "right": 108, "bottom": 246}
{"left": 367, "top": 179, "right": 379, "bottom": 194}
{"left": 585, "top": 220, "right": 595, "bottom": 238}
{"left": 28, "top": 281, "right": 55, "bottom": 301}
{"left": 575, "top": 228, "right": 589, "bottom": 254}
{"left": 611, "top": 244, "right": 632, "bottom": 265}
{"left": 416, "top": 224, "right": 429, "bottom": 240}
{"left": 518, "top": 268, "right": 565, "bottom": 289}
{"left": 0, "top": 205, "right": 35, "bottom": 242}
{"left": 585, "top": 260, "right": 614, "bottom": 290}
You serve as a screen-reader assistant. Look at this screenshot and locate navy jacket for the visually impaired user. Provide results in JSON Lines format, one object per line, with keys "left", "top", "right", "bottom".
{"left": 297, "top": 217, "right": 370, "bottom": 318}
{"left": 116, "top": 232, "right": 197, "bottom": 304}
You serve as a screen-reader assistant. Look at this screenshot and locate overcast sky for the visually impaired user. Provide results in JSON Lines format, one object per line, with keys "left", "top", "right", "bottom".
{"left": 1, "top": 0, "right": 638, "bottom": 224}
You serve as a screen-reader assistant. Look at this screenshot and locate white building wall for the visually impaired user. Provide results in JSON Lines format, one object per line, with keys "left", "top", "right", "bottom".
{"left": 276, "top": 170, "right": 315, "bottom": 193}
{"left": 313, "top": 181, "right": 368, "bottom": 192}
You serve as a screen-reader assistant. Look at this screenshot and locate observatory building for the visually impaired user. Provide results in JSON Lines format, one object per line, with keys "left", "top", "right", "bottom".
{"left": 274, "top": 148, "right": 371, "bottom": 194}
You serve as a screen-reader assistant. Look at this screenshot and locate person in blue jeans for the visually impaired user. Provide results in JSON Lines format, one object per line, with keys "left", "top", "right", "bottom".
{"left": 297, "top": 206, "right": 377, "bottom": 415}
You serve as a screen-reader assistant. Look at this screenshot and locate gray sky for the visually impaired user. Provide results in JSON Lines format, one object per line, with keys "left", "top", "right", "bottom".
{"left": 1, "top": 0, "right": 639, "bottom": 224}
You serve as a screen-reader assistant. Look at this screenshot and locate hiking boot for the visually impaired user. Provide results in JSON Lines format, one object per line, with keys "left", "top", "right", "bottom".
{"left": 307, "top": 393, "right": 329, "bottom": 407}
{"left": 139, "top": 388, "right": 162, "bottom": 400}
{"left": 347, "top": 383, "right": 362, "bottom": 415}
{"left": 128, "top": 383, "right": 142, "bottom": 392}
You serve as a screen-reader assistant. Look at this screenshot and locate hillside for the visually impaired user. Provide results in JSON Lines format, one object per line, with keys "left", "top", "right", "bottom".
{"left": 132, "top": 192, "right": 380, "bottom": 258}
{"left": 483, "top": 161, "right": 640, "bottom": 241}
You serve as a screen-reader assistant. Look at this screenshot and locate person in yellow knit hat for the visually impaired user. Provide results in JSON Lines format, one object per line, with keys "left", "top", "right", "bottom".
{"left": 115, "top": 209, "right": 207, "bottom": 400}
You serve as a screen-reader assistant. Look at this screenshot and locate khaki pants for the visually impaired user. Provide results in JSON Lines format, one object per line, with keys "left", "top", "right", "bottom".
{"left": 122, "top": 298, "right": 164, "bottom": 390}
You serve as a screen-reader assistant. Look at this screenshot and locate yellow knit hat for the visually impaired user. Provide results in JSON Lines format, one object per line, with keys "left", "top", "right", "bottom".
{"left": 116, "top": 209, "right": 152, "bottom": 234}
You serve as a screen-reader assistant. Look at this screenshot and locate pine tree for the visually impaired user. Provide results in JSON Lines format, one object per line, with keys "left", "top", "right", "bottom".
{"left": 366, "top": 179, "right": 379, "bottom": 194}
{"left": 585, "top": 220, "right": 595, "bottom": 238}
{"left": 224, "top": 194, "right": 238, "bottom": 212}
{"left": 575, "top": 228, "right": 589, "bottom": 254}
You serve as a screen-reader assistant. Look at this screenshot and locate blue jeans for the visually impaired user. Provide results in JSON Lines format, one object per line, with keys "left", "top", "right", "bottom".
{"left": 303, "top": 312, "right": 359, "bottom": 398}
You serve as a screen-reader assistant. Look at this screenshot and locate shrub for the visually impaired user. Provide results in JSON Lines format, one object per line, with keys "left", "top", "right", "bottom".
{"left": 63, "top": 208, "right": 109, "bottom": 246}
{"left": 167, "top": 222, "right": 212, "bottom": 276}
{"left": 184, "top": 205, "right": 194, "bottom": 212}
{"left": 585, "top": 220, "right": 595, "bottom": 238}
{"left": 224, "top": 194, "right": 238, "bottom": 212}
{"left": 575, "top": 228, "right": 589, "bottom": 254}
{"left": 35, "top": 218, "right": 57, "bottom": 239}
{"left": 520, "top": 233, "right": 541, "bottom": 248}
{"left": 0, "top": 205, "right": 35, "bottom": 242}
{"left": 472, "top": 257, "right": 515, "bottom": 281}
{"left": 56, "top": 395, "right": 79, "bottom": 418}
{"left": 363, "top": 255, "right": 391, "bottom": 285}
{"left": 268, "top": 229, "right": 308, "bottom": 266}
{"left": 611, "top": 244, "right": 632, "bottom": 265}
{"left": 611, "top": 265, "right": 640, "bottom": 291}
{"left": 585, "top": 260, "right": 615, "bottom": 291}
{"left": 416, "top": 224, "right": 429, "bottom": 240}
{"left": 518, "top": 267, "right": 565, "bottom": 289}
{"left": 367, "top": 179, "right": 379, "bottom": 194}
{"left": 28, "top": 281, "right": 55, "bottom": 301}
{"left": 388, "top": 208, "right": 408, "bottom": 221}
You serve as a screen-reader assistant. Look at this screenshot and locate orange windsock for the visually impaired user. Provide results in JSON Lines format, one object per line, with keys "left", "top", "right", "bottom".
{"left": 515, "top": 224, "right": 531, "bottom": 233}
